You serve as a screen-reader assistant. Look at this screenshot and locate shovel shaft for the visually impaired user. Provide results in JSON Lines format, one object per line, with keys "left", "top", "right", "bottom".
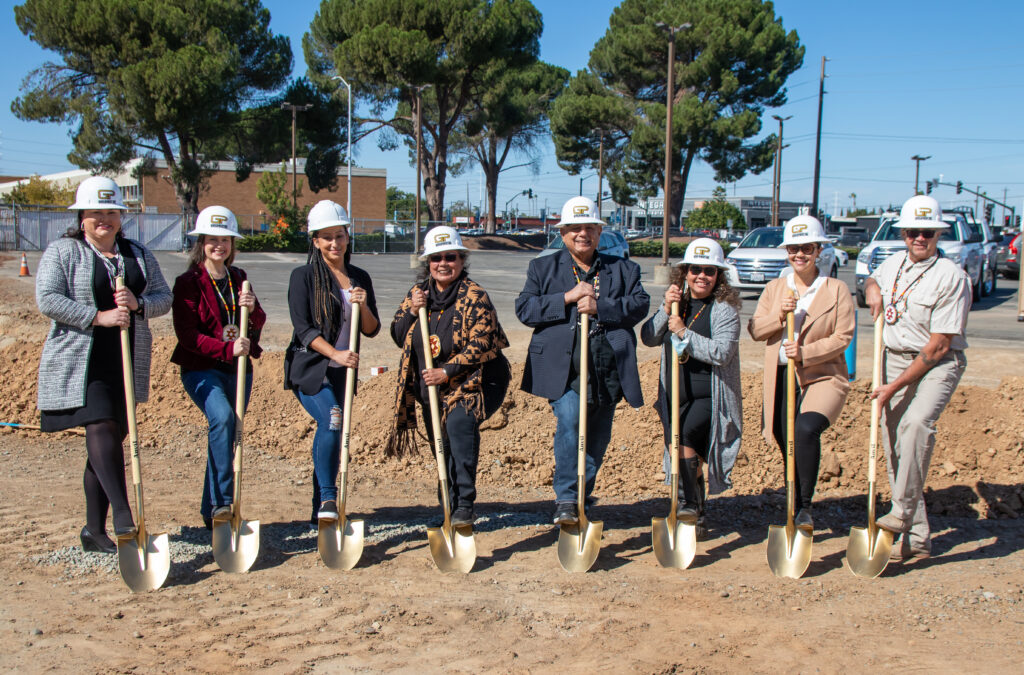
{"left": 417, "top": 308, "right": 453, "bottom": 520}
{"left": 867, "top": 315, "right": 883, "bottom": 485}
{"left": 669, "top": 302, "right": 680, "bottom": 515}
{"left": 339, "top": 304, "right": 361, "bottom": 475}
{"left": 785, "top": 311, "right": 796, "bottom": 527}
{"left": 116, "top": 278, "right": 144, "bottom": 524}
{"left": 232, "top": 281, "right": 251, "bottom": 505}
{"left": 576, "top": 313, "right": 589, "bottom": 516}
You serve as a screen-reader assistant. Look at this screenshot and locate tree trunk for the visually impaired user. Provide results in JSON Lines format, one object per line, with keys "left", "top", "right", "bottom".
{"left": 422, "top": 123, "right": 449, "bottom": 224}
{"left": 669, "top": 148, "right": 697, "bottom": 233}
{"left": 484, "top": 137, "right": 499, "bottom": 234}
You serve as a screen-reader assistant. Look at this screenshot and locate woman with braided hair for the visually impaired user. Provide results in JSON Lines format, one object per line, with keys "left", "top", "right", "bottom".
{"left": 284, "top": 201, "right": 380, "bottom": 524}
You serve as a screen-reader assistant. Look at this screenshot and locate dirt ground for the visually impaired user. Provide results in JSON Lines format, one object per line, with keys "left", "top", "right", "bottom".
{"left": 1, "top": 256, "right": 1023, "bottom": 673}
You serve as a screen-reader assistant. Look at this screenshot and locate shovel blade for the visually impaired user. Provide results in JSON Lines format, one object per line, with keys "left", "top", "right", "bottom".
{"left": 557, "top": 520, "right": 603, "bottom": 573}
{"left": 426, "top": 525, "right": 476, "bottom": 574}
{"left": 318, "top": 518, "right": 365, "bottom": 571}
{"left": 766, "top": 524, "right": 812, "bottom": 579}
{"left": 651, "top": 517, "right": 696, "bottom": 569}
{"left": 212, "top": 519, "right": 260, "bottom": 574}
{"left": 117, "top": 532, "right": 170, "bottom": 592}
{"left": 846, "top": 525, "right": 894, "bottom": 579}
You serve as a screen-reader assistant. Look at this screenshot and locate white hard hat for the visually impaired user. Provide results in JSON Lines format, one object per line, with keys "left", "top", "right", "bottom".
{"left": 894, "top": 194, "right": 948, "bottom": 229}
{"left": 308, "top": 199, "right": 351, "bottom": 233}
{"left": 67, "top": 176, "right": 128, "bottom": 211}
{"left": 557, "top": 196, "right": 605, "bottom": 228}
{"left": 188, "top": 205, "right": 242, "bottom": 238}
{"left": 420, "top": 225, "right": 469, "bottom": 260}
{"left": 679, "top": 237, "right": 730, "bottom": 268}
{"left": 778, "top": 215, "right": 830, "bottom": 247}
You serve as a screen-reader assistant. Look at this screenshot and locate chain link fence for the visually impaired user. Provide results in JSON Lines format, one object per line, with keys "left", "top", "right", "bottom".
{"left": 0, "top": 204, "right": 191, "bottom": 252}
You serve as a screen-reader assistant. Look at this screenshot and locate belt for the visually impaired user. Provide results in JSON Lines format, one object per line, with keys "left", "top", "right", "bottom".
{"left": 885, "top": 348, "right": 919, "bottom": 357}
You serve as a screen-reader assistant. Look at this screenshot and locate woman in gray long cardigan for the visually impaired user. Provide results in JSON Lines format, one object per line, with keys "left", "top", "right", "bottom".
{"left": 640, "top": 238, "right": 742, "bottom": 539}
{"left": 35, "top": 177, "right": 171, "bottom": 554}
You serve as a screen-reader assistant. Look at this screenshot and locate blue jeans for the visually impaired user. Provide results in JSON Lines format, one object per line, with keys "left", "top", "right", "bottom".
{"left": 550, "top": 388, "right": 617, "bottom": 504}
{"left": 181, "top": 368, "right": 253, "bottom": 519}
{"left": 295, "top": 383, "right": 348, "bottom": 504}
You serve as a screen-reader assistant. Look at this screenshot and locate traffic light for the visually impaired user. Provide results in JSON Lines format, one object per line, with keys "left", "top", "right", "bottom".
{"left": 956, "top": 181, "right": 963, "bottom": 194}
{"left": 1017, "top": 215, "right": 1022, "bottom": 228}
{"left": 985, "top": 203, "right": 994, "bottom": 221}
{"left": 925, "top": 181, "right": 933, "bottom": 194}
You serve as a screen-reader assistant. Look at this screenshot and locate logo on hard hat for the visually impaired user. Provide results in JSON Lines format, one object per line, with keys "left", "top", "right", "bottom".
{"left": 694, "top": 246, "right": 710, "bottom": 256}
{"left": 97, "top": 189, "right": 115, "bottom": 200}
{"left": 434, "top": 233, "right": 450, "bottom": 244}
{"left": 210, "top": 214, "right": 228, "bottom": 225}
{"left": 791, "top": 223, "right": 808, "bottom": 234}
{"left": 573, "top": 205, "right": 589, "bottom": 217}
{"left": 914, "top": 207, "right": 932, "bottom": 218}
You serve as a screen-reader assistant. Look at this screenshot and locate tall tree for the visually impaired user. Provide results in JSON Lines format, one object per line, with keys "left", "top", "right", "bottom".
{"left": 550, "top": 0, "right": 803, "bottom": 231}
{"left": 456, "top": 60, "right": 568, "bottom": 234}
{"left": 686, "top": 185, "right": 747, "bottom": 231}
{"left": 12, "top": 0, "right": 292, "bottom": 215}
{"left": 304, "top": 0, "right": 543, "bottom": 223}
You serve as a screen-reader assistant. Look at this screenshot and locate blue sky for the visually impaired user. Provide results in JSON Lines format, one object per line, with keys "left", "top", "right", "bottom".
{"left": 2, "top": 0, "right": 1022, "bottom": 219}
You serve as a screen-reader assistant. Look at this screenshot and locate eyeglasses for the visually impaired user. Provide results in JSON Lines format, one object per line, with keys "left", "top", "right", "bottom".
{"left": 785, "top": 244, "right": 818, "bottom": 255}
{"left": 686, "top": 265, "right": 719, "bottom": 277}
{"left": 429, "top": 252, "right": 460, "bottom": 263}
{"left": 903, "top": 229, "right": 937, "bottom": 240}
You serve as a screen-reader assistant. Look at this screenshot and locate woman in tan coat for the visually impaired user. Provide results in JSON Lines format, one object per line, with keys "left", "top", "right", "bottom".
{"left": 748, "top": 216, "right": 855, "bottom": 532}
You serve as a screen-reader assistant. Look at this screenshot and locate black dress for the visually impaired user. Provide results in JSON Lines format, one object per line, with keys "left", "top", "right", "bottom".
{"left": 40, "top": 238, "right": 145, "bottom": 435}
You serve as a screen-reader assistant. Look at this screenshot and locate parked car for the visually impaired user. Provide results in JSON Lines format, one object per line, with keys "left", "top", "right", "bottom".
{"left": 996, "top": 232, "right": 1021, "bottom": 279}
{"left": 724, "top": 226, "right": 838, "bottom": 292}
{"left": 537, "top": 229, "right": 630, "bottom": 259}
{"left": 951, "top": 208, "right": 1000, "bottom": 296}
{"left": 854, "top": 211, "right": 985, "bottom": 307}
{"left": 834, "top": 248, "right": 849, "bottom": 266}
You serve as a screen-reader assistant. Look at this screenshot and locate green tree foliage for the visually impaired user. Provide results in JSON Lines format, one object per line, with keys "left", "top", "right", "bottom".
{"left": 550, "top": 0, "right": 803, "bottom": 233}
{"left": 686, "top": 185, "right": 746, "bottom": 231}
{"left": 5, "top": 175, "right": 77, "bottom": 206}
{"left": 385, "top": 186, "right": 426, "bottom": 220}
{"left": 305, "top": 0, "right": 544, "bottom": 223}
{"left": 12, "top": 0, "right": 292, "bottom": 215}
{"left": 239, "top": 165, "right": 309, "bottom": 252}
{"left": 456, "top": 60, "right": 568, "bottom": 233}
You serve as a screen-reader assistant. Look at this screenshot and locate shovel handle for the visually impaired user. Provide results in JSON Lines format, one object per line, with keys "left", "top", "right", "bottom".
{"left": 234, "top": 281, "right": 251, "bottom": 465}
{"left": 417, "top": 307, "right": 450, "bottom": 487}
{"left": 785, "top": 310, "right": 796, "bottom": 525}
{"left": 339, "top": 302, "right": 361, "bottom": 476}
{"left": 867, "top": 315, "right": 884, "bottom": 487}
{"left": 577, "top": 313, "right": 589, "bottom": 490}
{"left": 116, "top": 278, "right": 142, "bottom": 488}
{"left": 669, "top": 301, "right": 680, "bottom": 508}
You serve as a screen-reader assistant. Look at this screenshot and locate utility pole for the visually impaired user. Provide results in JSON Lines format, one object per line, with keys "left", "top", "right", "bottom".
{"left": 597, "top": 129, "right": 605, "bottom": 216}
{"left": 771, "top": 115, "right": 792, "bottom": 227}
{"left": 331, "top": 76, "right": 353, "bottom": 215}
{"left": 411, "top": 84, "right": 430, "bottom": 265}
{"left": 653, "top": 21, "right": 692, "bottom": 283}
{"left": 280, "top": 102, "right": 312, "bottom": 208}
{"left": 911, "top": 154, "right": 931, "bottom": 195}
{"left": 810, "top": 56, "right": 828, "bottom": 217}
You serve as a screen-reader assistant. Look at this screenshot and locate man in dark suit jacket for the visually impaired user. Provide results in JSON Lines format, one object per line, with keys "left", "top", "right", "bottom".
{"left": 515, "top": 196, "right": 649, "bottom": 525}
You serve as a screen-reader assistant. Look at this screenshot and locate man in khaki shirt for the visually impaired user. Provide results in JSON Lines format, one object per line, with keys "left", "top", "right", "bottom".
{"left": 864, "top": 194, "right": 970, "bottom": 561}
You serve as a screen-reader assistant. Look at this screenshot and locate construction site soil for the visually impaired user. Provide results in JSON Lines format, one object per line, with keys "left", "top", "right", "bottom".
{"left": 1, "top": 266, "right": 1022, "bottom": 672}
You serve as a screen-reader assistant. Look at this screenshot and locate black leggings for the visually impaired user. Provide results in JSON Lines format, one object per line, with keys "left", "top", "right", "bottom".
{"left": 426, "top": 403, "right": 480, "bottom": 509}
{"left": 771, "top": 367, "right": 830, "bottom": 510}
{"left": 83, "top": 419, "right": 134, "bottom": 535}
{"left": 679, "top": 397, "right": 713, "bottom": 460}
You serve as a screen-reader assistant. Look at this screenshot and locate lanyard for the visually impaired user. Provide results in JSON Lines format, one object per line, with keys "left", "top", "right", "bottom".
{"left": 890, "top": 254, "right": 938, "bottom": 308}
{"left": 571, "top": 263, "right": 600, "bottom": 296}
{"left": 209, "top": 269, "right": 237, "bottom": 327}
{"left": 85, "top": 238, "right": 123, "bottom": 291}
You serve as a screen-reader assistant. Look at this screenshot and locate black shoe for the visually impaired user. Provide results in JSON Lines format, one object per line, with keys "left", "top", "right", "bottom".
{"left": 211, "top": 505, "right": 232, "bottom": 523}
{"left": 203, "top": 516, "right": 213, "bottom": 531}
{"left": 80, "top": 527, "right": 116, "bottom": 554}
{"left": 795, "top": 507, "right": 814, "bottom": 532}
{"left": 450, "top": 506, "right": 475, "bottom": 527}
{"left": 675, "top": 502, "right": 698, "bottom": 522}
{"left": 553, "top": 503, "right": 578, "bottom": 526}
{"left": 317, "top": 500, "right": 339, "bottom": 521}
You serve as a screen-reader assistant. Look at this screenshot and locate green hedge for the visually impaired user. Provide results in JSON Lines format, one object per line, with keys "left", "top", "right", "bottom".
{"left": 629, "top": 240, "right": 688, "bottom": 257}
{"left": 236, "top": 231, "right": 309, "bottom": 253}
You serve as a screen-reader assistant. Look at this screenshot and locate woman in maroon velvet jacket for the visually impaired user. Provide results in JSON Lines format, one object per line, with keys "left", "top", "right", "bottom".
{"left": 171, "top": 206, "right": 266, "bottom": 530}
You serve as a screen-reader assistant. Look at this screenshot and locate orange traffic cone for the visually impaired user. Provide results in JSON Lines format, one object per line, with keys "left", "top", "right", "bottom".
{"left": 19, "top": 253, "right": 31, "bottom": 277}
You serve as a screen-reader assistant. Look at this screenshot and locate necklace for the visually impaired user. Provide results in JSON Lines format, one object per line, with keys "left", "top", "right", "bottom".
{"left": 84, "top": 238, "right": 123, "bottom": 292}
{"left": 677, "top": 298, "right": 711, "bottom": 363}
{"left": 209, "top": 268, "right": 239, "bottom": 341}
{"left": 885, "top": 254, "right": 938, "bottom": 325}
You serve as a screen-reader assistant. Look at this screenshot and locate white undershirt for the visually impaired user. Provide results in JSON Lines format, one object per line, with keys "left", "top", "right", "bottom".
{"left": 327, "top": 288, "right": 353, "bottom": 369}
{"left": 778, "top": 274, "right": 825, "bottom": 365}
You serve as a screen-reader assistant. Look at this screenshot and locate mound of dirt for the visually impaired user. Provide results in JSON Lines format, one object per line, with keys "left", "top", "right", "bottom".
{"left": 3, "top": 335, "right": 1023, "bottom": 520}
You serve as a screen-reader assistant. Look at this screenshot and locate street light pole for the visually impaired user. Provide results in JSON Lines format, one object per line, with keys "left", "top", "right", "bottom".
{"left": 810, "top": 56, "right": 827, "bottom": 217}
{"left": 281, "top": 102, "right": 312, "bottom": 209}
{"left": 331, "top": 75, "right": 353, "bottom": 215}
{"left": 771, "top": 115, "right": 791, "bottom": 227}
{"left": 911, "top": 154, "right": 931, "bottom": 195}
{"left": 653, "top": 21, "right": 691, "bottom": 281}
{"left": 597, "top": 128, "right": 605, "bottom": 216}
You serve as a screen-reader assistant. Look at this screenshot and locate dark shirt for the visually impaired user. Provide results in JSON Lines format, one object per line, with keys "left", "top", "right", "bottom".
{"left": 680, "top": 296, "right": 714, "bottom": 401}
{"left": 567, "top": 258, "right": 622, "bottom": 407}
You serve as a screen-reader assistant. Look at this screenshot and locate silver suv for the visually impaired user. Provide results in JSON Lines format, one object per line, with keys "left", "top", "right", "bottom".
{"left": 725, "top": 226, "right": 838, "bottom": 292}
{"left": 854, "top": 211, "right": 984, "bottom": 307}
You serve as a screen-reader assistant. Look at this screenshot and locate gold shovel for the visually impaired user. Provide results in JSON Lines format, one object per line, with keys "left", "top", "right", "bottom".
{"left": 766, "top": 310, "right": 812, "bottom": 579}
{"left": 652, "top": 301, "right": 697, "bottom": 568}
{"left": 114, "top": 278, "right": 170, "bottom": 592}
{"left": 846, "top": 314, "right": 894, "bottom": 578}
{"left": 212, "top": 280, "right": 260, "bottom": 573}
{"left": 317, "top": 302, "right": 365, "bottom": 570}
{"left": 557, "top": 313, "right": 603, "bottom": 573}
{"left": 418, "top": 307, "right": 476, "bottom": 573}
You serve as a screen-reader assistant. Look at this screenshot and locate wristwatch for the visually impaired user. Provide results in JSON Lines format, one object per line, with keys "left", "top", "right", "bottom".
{"left": 133, "top": 296, "right": 145, "bottom": 316}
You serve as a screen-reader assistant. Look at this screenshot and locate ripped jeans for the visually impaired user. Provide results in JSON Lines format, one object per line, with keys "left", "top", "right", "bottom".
{"left": 295, "top": 382, "right": 348, "bottom": 504}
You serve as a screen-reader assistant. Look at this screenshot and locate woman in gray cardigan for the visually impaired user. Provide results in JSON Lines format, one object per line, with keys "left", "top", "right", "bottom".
{"left": 35, "top": 177, "right": 171, "bottom": 554}
{"left": 640, "top": 238, "right": 742, "bottom": 539}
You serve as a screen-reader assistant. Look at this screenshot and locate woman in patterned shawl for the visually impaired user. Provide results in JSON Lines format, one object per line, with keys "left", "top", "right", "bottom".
{"left": 386, "top": 226, "right": 510, "bottom": 527}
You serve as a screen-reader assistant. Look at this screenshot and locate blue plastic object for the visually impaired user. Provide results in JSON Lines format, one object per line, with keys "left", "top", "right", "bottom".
{"left": 844, "top": 308, "right": 857, "bottom": 380}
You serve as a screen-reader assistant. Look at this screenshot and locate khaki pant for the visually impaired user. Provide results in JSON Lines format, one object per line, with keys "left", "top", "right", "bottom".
{"left": 881, "top": 350, "right": 966, "bottom": 551}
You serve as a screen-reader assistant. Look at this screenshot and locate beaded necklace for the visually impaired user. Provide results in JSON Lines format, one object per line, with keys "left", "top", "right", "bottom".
{"left": 209, "top": 268, "right": 239, "bottom": 341}
{"left": 885, "top": 253, "right": 939, "bottom": 325}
